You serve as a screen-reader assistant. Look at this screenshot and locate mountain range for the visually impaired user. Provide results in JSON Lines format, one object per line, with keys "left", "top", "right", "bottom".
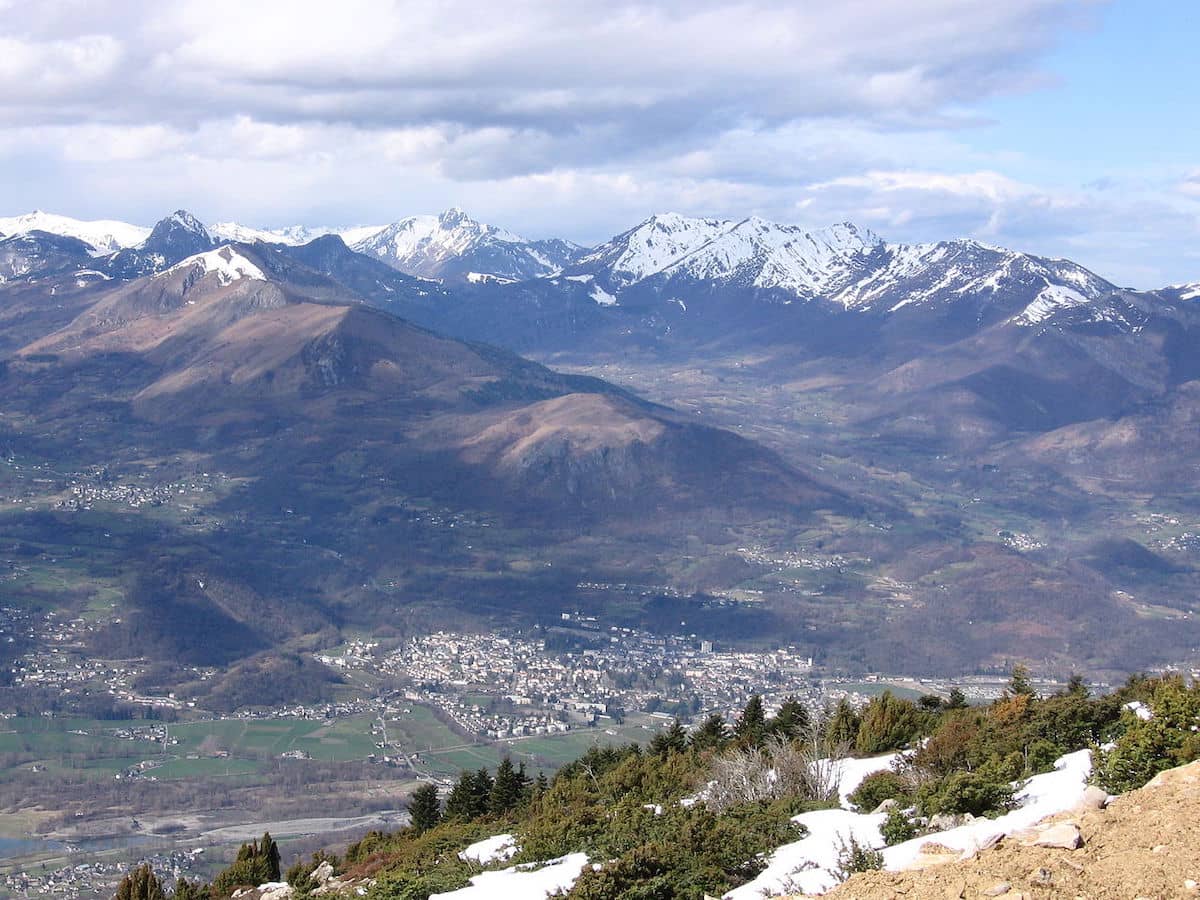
{"left": 3, "top": 205, "right": 1200, "bottom": 681}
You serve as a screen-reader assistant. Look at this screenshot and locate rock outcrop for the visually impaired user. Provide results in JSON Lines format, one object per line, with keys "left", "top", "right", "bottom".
{"left": 817, "top": 759, "right": 1200, "bottom": 899}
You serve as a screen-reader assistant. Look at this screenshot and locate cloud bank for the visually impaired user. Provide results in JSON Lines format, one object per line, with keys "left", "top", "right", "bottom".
{"left": 0, "top": 0, "right": 1195, "bottom": 286}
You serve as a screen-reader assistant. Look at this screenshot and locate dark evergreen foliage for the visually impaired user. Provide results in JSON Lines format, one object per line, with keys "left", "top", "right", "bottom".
{"left": 408, "top": 783, "right": 443, "bottom": 833}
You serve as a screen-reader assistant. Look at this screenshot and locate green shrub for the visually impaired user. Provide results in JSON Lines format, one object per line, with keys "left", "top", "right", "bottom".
{"left": 855, "top": 692, "right": 926, "bottom": 754}
{"left": 366, "top": 862, "right": 473, "bottom": 900}
{"left": 879, "top": 806, "right": 918, "bottom": 846}
{"left": 918, "top": 770, "right": 1015, "bottom": 818}
{"left": 1093, "top": 676, "right": 1200, "bottom": 793}
{"left": 847, "top": 770, "right": 910, "bottom": 812}
{"left": 833, "top": 833, "right": 883, "bottom": 881}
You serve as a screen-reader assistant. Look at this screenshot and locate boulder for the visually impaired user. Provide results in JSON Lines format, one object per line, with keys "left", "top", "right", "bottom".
{"left": 959, "top": 831, "right": 1003, "bottom": 860}
{"left": 1075, "top": 785, "right": 1110, "bottom": 811}
{"left": 1028, "top": 822, "right": 1083, "bottom": 850}
{"left": 928, "top": 813, "right": 961, "bottom": 830}
{"left": 311, "top": 861, "right": 335, "bottom": 886}
{"left": 872, "top": 798, "right": 899, "bottom": 814}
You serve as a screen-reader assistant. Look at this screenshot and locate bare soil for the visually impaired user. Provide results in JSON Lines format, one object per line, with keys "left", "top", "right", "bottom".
{"left": 817, "top": 760, "right": 1200, "bottom": 899}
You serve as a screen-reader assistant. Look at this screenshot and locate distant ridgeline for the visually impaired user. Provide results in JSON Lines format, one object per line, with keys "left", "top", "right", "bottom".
{"left": 114, "top": 669, "right": 1200, "bottom": 899}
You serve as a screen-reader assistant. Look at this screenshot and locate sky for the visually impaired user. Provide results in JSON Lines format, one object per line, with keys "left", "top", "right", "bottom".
{"left": 0, "top": 0, "right": 1196, "bottom": 287}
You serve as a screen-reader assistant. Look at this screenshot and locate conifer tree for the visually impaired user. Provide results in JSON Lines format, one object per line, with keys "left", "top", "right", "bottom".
{"left": 770, "top": 696, "right": 811, "bottom": 738}
{"left": 408, "top": 783, "right": 442, "bottom": 833}
{"left": 689, "top": 713, "right": 729, "bottom": 751}
{"left": 489, "top": 757, "right": 524, "bottom": 816}
{"left": 170, "top": 878, "right": 206, "bottom": 900}
{"left": 1065, "top": 673, "right": 1089, "bottom": 698}
{"left": 260, "top": 831, "right": 281, "bottom": 882}
{"left": 946, "top": 687, "right": 968, "bottom": 709}
{"left": 649, "top": 719, "right": 688, "bottom": 756}
{"left": 114, "top": 864, "right": 166, "bottom": 900}
{"left": 1007, "top": 664, "right": 1035, "bottom": 697}
{"left": 854, "top": 691, "right": 922, "bottom": 754}
{"left": 444, "top": 771, "right": 477, "bottom": 821}
{"left": 734, "top": 694, "right": 767, "bottom": 745}
{"left": 471, "top": 767, "right": 494, "bottom": 818}
{"left": 825, "top": 698, "right": 861, "bottom": 746}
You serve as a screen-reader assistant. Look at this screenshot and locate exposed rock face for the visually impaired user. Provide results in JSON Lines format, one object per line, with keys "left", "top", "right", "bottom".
{"left": 817, "top": 760, "right": 1200, "bottom": 899}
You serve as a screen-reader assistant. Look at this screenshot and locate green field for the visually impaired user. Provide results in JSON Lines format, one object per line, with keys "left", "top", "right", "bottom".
{"left": 0, "top": 709, "right": 666, "bottom": 785}
{"left": 416, "top": 717, "right": 664, "bottom": 777}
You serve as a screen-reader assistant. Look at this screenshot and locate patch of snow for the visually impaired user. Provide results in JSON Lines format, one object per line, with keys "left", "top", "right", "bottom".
{"left": 725, "top": 808, "right": 886, "bottom": 898}
{"left": 565, "top": 274, "right": 594, "bottom": 283}
{"left": 726, "top": 749, "right": 1093, "bottom": 898}
{"left": 431, "top": 852, "right": 590, "bottom": 900}
{"left": 1124, "top": 700, "right": 1153, "bottom": 721}
{"left": 466, "top": 272, "right": 516, "bottom": 285}
{"left": 161, "top": 246, "right": 267, "bottom": 286}
{"left": 669, "top": 298, "right": 687, "bottom": 311}
{"left": 1012, "top": 282, "right": 1091, "bottom": 325}
{"left": 1169, "top": 282, "right": 1200, "bottom": 301}
{"left": 459, "top": 834, "right": 519, "bottom": 865}
{"left": 590, "top": 284, "right": 618, "bottom": 306}
{"left": 0, "top": 211, "right": 150, "bottom": 254}
{"left": 830, "top": 752, "right": 906, "bottom": 808}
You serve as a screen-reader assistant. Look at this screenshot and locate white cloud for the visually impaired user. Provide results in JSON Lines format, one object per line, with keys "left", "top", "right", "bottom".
{"left": 1, "top": 0, "right": 1196, "bottom": 286}
{"left": 0, "top": 34, "right": 122, "bottom": 96}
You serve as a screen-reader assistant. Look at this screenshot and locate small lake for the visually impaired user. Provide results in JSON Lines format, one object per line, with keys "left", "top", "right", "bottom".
{"left": 0, "top": 836, "right": 66, "bottom": 859}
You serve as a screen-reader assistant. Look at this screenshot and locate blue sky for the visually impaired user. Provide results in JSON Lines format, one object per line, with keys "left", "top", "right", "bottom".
{"left": 977, "top": 0, "right": 1198, "bottom": 176}
{"left": 0, "top": 0, "right": 1195, "bottom": 287}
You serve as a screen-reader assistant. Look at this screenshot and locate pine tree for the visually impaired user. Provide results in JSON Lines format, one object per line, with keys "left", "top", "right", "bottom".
{"left": 471, "top": 767, "right": 494, "bottom": 818}
{"left": 689, "top": 713, "right": 729, "bottom": 751}
{"left": 114, "top": 864, "right": 166, "bottom": 900}
{"left": 214, "top": 837, "right": 273, "bottom": 892}
{"left": 171, "top": 883, "right": 206, "bottom": 900}
{"left": 533, "top": 770, "right": 549, "bottom": 796}
{"left": 734, "top": 695, "right": 767, "bottom": 745}
{"left": 408, "top": 783, "right": 442, "bottom": 833}
{"left": 946, "top": 687, "right": 968, "bottom": 709}
{"left": 260, "top": 831, "right": 281, "bottom": 882}
{"left": 1065, "top": 673, "right": 1089, "bottom": 698}
{"left": 770, "top": 696, "right": 811, "bottom": 738}
{"left": 649, "top": 719, "right": 688, "bottom": 756}
{"left": 443, "top": 771, "right": 477, "bottom": 821}
{"left": 825, "top": 698, "right": 861, "bottom": 746}
{"left": 170, "top": 878, "right": 206, "bottom": 900}
{"left": 1007, "top": 664, "right": 1035, "bottom": 697}
{"left": 855, "top": 691, "right": 922, "bottom": 754}
{"left": 516, "top": 760, "right": 531, "bottom": 801}
{"left": 489, "top": 757, "right": 523, "bottom": 816}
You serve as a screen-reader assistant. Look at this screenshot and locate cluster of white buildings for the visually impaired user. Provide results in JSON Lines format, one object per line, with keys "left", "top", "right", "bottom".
{"left": 322, "top": 626, "right": 820, "bottom": 737}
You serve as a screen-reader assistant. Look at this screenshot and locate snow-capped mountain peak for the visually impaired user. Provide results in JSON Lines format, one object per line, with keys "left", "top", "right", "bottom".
{"left": 660, "top": 217, "right": 885, "bottom": 296}
{"left": 571, "top": 213, "right": 733, "bottom": 287}
{"left": 160, "top": 245, "right": 267, "bottom": 286}
{"left": 1166, "top": 282, "right": 1200, "bottom": 301}
{"left": 572, "top": 214, "right": 885, "bottom": 297}
{"left": 351, "top": 208, "right": 577, "bottom": 282}
{"left": 210, "top": 222, "right": 389, "bottom": 247}
{"left": 0, "top": 211, "right": 150, "bottom": 255}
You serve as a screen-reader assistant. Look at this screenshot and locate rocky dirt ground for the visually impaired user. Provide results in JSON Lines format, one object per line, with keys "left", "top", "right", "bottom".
{"left": 816, "top": 760, "right": 1200, "bottom": 899}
